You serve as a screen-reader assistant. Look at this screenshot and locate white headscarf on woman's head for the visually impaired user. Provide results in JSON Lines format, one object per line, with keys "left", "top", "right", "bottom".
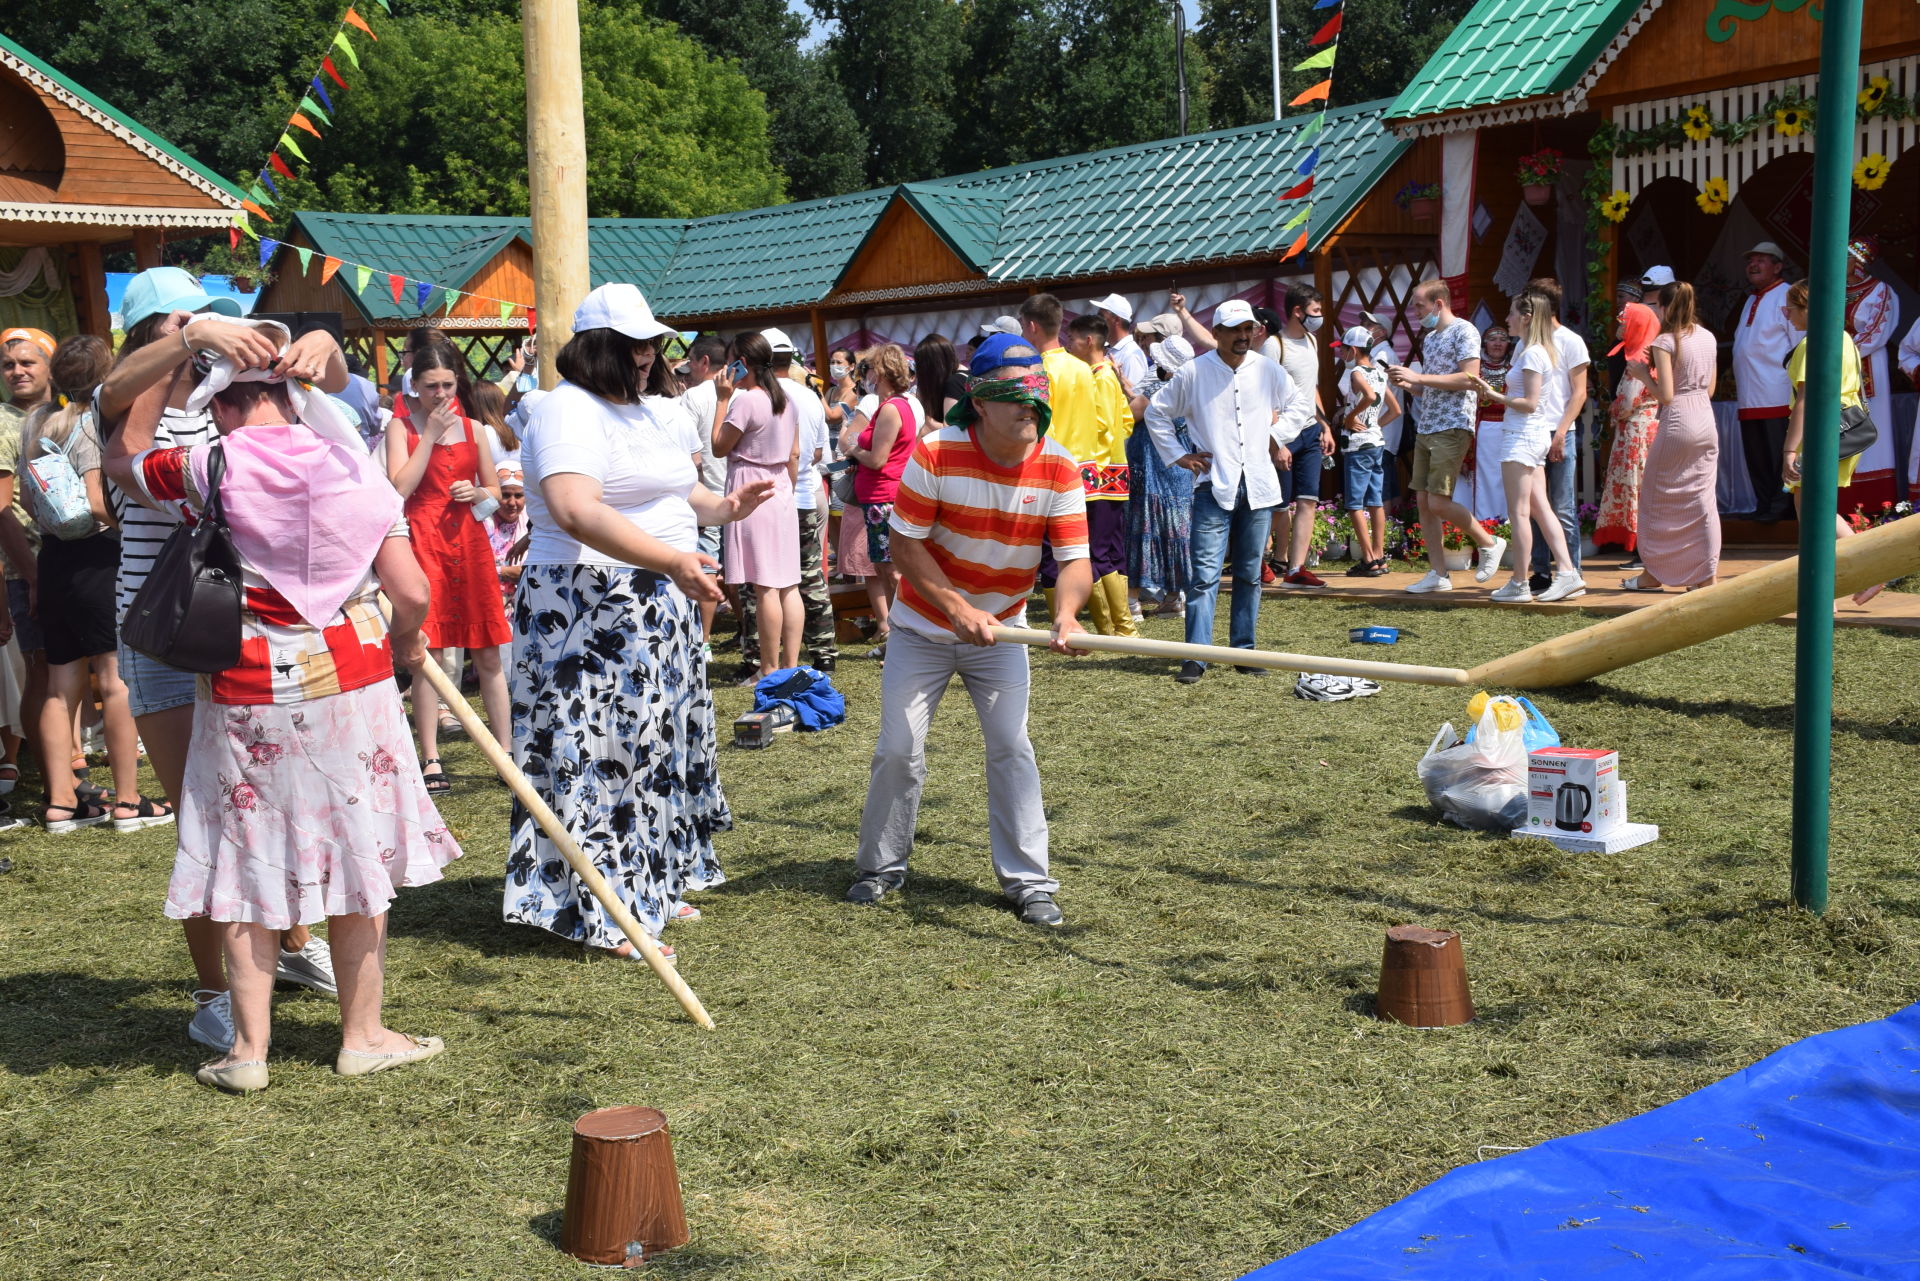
{"left": 1154, "top": 335, "right": 1196, "bottom": 376}
{"left": 182, "top": 318, "right": 362, "bottom": 452}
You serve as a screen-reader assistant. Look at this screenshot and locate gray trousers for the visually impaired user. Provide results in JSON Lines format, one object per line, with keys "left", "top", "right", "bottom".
{"left": 854, "top": 625, "right": 1055, "bottom": 903}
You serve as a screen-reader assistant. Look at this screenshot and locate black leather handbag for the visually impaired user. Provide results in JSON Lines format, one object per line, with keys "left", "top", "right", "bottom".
{"left": 1838, "top": 402, "right": 1876, "bottom": 460}
{"left": 121, "top": 443, "right": 243, "bottom": 673}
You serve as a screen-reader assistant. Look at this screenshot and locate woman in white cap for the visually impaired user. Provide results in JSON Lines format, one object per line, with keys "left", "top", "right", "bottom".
{"left": 506, "top": 284, "right": 772, "bottom": 962}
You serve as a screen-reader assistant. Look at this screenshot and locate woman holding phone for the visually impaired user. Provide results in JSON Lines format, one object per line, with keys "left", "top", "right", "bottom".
{"left": 385, "top": 344, "right": 510, "bottom": 792}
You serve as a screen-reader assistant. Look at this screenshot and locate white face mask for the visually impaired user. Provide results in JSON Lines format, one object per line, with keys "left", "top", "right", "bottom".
{"left": 1303, "top": 314, "right": 1324, "bottom": 334}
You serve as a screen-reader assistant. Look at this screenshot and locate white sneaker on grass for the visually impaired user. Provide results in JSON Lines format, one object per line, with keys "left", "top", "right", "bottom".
{"left": 188, "top": 989, "right": 235, "bottom": 1052}
{"left": 275, "top": 936, "right": 338, "bottom": 995}
{"left": 1537, "top": 570, "right": 1587, "bottom": 603}
{"left": 1405, "top": 570, "right": 1453, "bottom": 594}
{"left": 1490, "top": 580, "right": 1533, "bottom": 603}
{"left": 1474, "top": 536, "right": 1508, "bottom": 584}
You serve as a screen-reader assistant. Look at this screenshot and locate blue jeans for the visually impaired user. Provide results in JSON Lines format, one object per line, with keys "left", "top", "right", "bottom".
{"left": 1531, "top": 423, "right": 1581, "bottom": 574}
{"left": 1184, "top": 481, "right": 1275, "bottom": 662}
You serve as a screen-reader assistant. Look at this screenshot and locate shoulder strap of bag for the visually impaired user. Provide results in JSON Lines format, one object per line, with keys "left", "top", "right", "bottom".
{"left": 201, "top": 442, "right": 228, "bottom": 529}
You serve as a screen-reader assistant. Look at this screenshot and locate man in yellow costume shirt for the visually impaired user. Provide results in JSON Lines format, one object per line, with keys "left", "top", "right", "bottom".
{"left": 1018, "top": 293, "right": 1138, "bottom": 637}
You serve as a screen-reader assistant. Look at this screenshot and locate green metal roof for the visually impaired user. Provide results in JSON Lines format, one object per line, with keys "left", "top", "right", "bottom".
{"left": 0, "top": 32, "right": 245, "bottom": 204}
{"left": 1385, "top": 0, "right": 1644, "bottom": 123}
{"left": 286, "top": 99, "right": 1408, "bottom": 322}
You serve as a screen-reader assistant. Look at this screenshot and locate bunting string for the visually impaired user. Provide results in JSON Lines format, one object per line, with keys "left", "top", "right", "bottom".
{"left": 252, "top": 235, "right": 536, "bottom": 323}
{"left": 1276, "top": 0, "right": 1346, "bottom": 262}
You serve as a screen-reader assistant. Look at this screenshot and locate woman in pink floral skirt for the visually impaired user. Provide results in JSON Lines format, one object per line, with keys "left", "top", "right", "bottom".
{"left": 109, "top": 330, "right": 459, "bottom": 1094}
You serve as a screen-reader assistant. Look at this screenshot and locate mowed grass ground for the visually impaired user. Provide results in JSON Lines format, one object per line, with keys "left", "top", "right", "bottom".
{"left": 3, "top": 595, "right": 1918, "bottom": 1281}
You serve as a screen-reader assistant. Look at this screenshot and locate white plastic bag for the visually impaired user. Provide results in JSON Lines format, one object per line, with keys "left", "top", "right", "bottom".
{"left": 1417, "top": 701, "right": 1528, "bottom": 830}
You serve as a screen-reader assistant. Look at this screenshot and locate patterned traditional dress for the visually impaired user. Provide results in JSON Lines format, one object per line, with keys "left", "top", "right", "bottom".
{"left": 1594, "top": 375, "right": 1660, "bottom": 551}
{"left": 1124, "top": 373, "right": 1194, "bottom": 599}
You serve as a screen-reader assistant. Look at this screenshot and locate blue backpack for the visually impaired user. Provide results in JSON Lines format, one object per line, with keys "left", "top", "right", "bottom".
{"left": 751, "top": 667, "right": 846, "bottom": 732}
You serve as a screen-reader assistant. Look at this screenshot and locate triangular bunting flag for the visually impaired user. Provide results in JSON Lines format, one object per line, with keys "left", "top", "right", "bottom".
{"left": 498, "top": 300, "right": 514, "bottom": 324}
{"left": 322, "top": 56, "right": 349, "bottom": 90}
{"left": 1295, "top": 46, "right": 1337, "bottom": 71}
{"left": 354, "top": 265, "right": 372, "bottom": 294}
{"left": 1281, "top": 177, "right": 1315, "bottom": 200}
{"left": 1285, "top": 230, "right": 1310, "bottom": 258}
{"left": 240, "top": 198, "right": 271, "bottom": 222}
{"left": 309, "top": 78, "right": 334, "bottom": 113}
{"left": 233, "top": 214, "right": 259, "bottom": 241}
{"left": 387, "top": 274, "right": 405, "bottom": 304}
{"left": 1312, "top": 12, "right": 1343, "bottom": 43}
{"left": 374, "top": 0, "right": 392, "bottom": 11}
{"left": 526, "top": 308, "right": 536, "bottom": 332}
{"left": 259, "top": 238, "right": 279, "bottom": 269}
{"left": 246, "top": 183, "right": 272, "bottom": 208}
{"left": 344, "top": 6, "right": 378, "bottom": 38}
{"left": 1296, "top": 147, "right": 1320, "bottom": 176}
{"left": 441, "top": 289, "right": 461, "bottom": 315}
{"left": 321, "top": 256, "right": 343, "bottom": 285}
{"left": 259, "top": 168, "right": 279, "bottom": 196}
{"left": 1313, "top": 0, "right": 1342, "bottom": 9}
{"left": 296, "top": 246, "right": 314, "bottom": 275}
{"left": 1280, "top": 205, "right": 1312, "bottom": 232}
{"left": 415, "top": 281, "right": 433, "bottom": 310}
{"left": 1298, "top": 113, "right": 1325, "bottom": 142}
{"left": 290, "top": 112, "right": 323, "bottom": 139}
{"left": 270, "top": 153, "right": 297, "bottom": 182}
{"left": 333, "top": 31, "right": 361, "bottom": 71}
{"left": 279, "top": 132, "right": 309, "bottom": 163}
{"left": 229, "top": 227, "right": 241, "bottom": 251}
{"left": 299, "top": 96, "right": 331, "bottom": 126}
{"left": 1289, "top": 79, "right": 1333, "bottom": 106}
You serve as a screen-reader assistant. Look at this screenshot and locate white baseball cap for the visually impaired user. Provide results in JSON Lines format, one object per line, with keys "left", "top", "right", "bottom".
{"left": 976, "top": 314, "right": 1021, "bottom": 339}
{"left": 1360, "top": 310, "right": 1390, "bottom": 327}
{"left": 1336, "top": 326, "right": 1374, "bottom": 349}
{"left": 1085, "top": 293, "right": 1134, "bottom": 322}
{"left": 1213, "top": 299, "right": 1257, "bottom": 329}
{"left": 572, "top": 283, "right": 674, "bottom": 341}
{"left": 759, "top": 327, "right": 797, "bottom": 354}
{"left": 1638, "top": 265, "right": 1675, "bottom": 287}
{"left": 1746, "top": 241, "right": 1787, "bottom": 262}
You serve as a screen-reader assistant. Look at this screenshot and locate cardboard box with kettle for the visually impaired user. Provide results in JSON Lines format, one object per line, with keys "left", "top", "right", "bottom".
{"left": 1526, "top": 747, "right": 1623, "bottom": 837}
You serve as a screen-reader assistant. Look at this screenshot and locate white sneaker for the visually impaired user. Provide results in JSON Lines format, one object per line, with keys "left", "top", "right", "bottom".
{"left": 1490, "top": 580, "right": 1533, "bottom": 603}
{"left": 1474, "top": 536, "right": 1508, "bottom": 584}
{"left": 1405, "top": 571, "right": 1453, "bottom": 594}
{"left": 1537, "top": 570, "right": 1588, "bottom": 603}
{"left": 275, "top": 936, "right": 338, "bottom": 995}
{"left": 189, "top": 988, "right": 235, "bottom": 1052}
{"left": 1294, "top": 672, "right": 1361, "bottom": 701}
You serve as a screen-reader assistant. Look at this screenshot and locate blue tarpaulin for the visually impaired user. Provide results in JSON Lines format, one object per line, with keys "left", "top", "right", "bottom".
{"left": 1244, "top": 1001, "right": 1920, "bottom": 1279}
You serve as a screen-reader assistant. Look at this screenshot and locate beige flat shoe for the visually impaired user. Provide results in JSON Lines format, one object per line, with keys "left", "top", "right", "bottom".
{"left": 196, "top": 1059, "right": 269, "bottom": 1094}
{"left": 335, "top": 1034, "right": 445, "bottom": 1078}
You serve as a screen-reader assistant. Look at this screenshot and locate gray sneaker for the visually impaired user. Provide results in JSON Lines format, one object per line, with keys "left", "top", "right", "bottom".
{"left": 1018, "top": 893, "right": 1064, "bottom": 927}
{"left": 188, "top": 988, "right": 235, "bottom": 1052}
{"left": 846, "top": 873, "right": 901, "bottom": 905}
{"left": 275, "top": 937, "right": 338, "bottom": 995}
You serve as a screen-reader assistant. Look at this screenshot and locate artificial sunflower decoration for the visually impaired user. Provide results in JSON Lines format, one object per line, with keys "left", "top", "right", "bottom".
{"left": 1696, "top": 176, "right": 1729, "bottom": 214}
{"left": 1682, "top": 105, "right": 1713, "bottom": 141}
{"left": 1774, "top": 105, "right": 1810, "bottom": 136}
{"left": 1600, "top": 189, "right": 1632, "bottom": 223}
{"left": 1858, "top": 76, "right": 1891, "bottom": 113}
{"left": 1853, "top": 153, "right": 1891, "bottom": 191}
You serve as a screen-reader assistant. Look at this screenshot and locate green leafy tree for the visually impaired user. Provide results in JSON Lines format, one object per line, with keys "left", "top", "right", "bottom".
{"left": 648, "top": 0, "right": 868, "bottom": 200}
{"left": 813, "top": 0, "right": 964, "bottom": 186}
{"left": 1055, "top": 0, "right": 1205, "bottom": 151}
{"left": 1196, "top": 0, "right": 1475, "bottom": 130}
{"left": 944, "top": 0, "right": 1064, "bottom": 171}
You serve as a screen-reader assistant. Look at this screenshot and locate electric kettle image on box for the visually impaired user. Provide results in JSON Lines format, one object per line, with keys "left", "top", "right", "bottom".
{"left": 1554, "top": 782, "right": 1592, "bottom": 831}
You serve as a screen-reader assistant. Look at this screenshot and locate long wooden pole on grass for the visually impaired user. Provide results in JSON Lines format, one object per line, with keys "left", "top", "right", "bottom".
{"left": 406, "top": 636, "right": 715, "bottom": 1030}
{"left": 990, "top": 626, "right": 1472, "bottom": 686}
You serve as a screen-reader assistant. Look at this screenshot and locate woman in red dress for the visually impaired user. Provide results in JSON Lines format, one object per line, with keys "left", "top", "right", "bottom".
{"left": 384, "top": 343, "right": 510, "bottom": 792}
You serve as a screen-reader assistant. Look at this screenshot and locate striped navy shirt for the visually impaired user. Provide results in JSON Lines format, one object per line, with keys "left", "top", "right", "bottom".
{"left": 109, "top": 404, "right": 214, "bottom": 622}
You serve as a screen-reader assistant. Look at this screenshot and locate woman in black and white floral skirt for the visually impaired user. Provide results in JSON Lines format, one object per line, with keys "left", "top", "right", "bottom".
{"left": 506, "top": 285, "right": 772, "bottom": 962}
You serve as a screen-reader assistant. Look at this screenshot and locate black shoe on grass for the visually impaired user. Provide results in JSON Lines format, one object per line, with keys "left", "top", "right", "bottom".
{"left": 1018, "top": 893, "right": 1064, "bottom": 927}
{"left": 847, "top": 874, "right": 900, "bottom": 905}
{"left": 1174, "top": 660, "right": 1206, "bottom": 684}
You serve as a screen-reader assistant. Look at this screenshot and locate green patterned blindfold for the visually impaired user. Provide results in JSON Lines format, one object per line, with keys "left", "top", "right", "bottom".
{"left": 946, "top": 369, "right": 1053, "bottom": 436}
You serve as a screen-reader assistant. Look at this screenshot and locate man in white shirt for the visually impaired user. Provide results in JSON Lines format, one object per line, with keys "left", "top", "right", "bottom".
{"left": 1269, "top": 285, "right": 1335, "bottom": 588}
{"left": 1730, "top": 241, "right": 1802, "bottom": 521}
{"left": 1087, "top": 293, "right": 1149, "bottom": 387}
{"left": 1145, "top": 299, "right": 1307, "bottom": 683}
{"left": 1388, "top": 279, "right": 1504, "bottom": 593}
{"left": 678, "top": 335, "right": 730, "bottom": 643}
{"left": 1522, "top": 277, "right": 1590, "bottom": 585}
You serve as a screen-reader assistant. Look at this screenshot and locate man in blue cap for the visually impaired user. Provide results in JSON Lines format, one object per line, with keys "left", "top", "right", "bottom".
{"left": 847, "top": 332, "right": 1091, "bottom": 927}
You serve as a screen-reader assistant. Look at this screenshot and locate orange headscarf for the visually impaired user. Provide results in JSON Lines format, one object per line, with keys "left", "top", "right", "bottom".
{"left": 0, "top": 327, "right": 55, "bottom": 357}
{"left": 1608, "top": 304, "right": 1658, "bottom": 365}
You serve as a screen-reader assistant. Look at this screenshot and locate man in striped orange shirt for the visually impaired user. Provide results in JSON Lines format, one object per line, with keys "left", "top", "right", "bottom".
{"left": 847, "top": 334, "right": 1091, "bottom": 927}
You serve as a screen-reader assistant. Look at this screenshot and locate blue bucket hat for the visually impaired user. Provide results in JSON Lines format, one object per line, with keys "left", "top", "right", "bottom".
{"left": 122, "top": 266, "right": 243, "bottom": 330}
